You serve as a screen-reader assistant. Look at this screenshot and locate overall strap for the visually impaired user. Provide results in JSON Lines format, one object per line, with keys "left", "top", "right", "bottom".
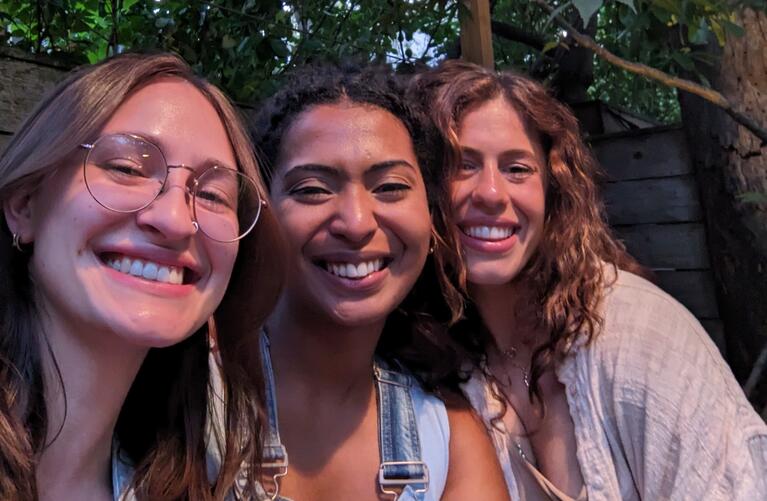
{"left": 374, "top": 359, "right": 430, "bottom": 500}
{"left": 259, "top": 331, "right": 290, "bottom": 500}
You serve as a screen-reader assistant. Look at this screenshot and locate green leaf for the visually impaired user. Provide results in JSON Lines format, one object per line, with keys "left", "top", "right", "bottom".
{"left": 614, "top": 0, "right": 636, "bottom": 13}
{"left": 222, "top": 35, "right": 237, "bottom": 49}
{"left": 573, "top": 0, "right": 603, "bottom": 25}
{"left": 269, "top": 38, "right": 290, "bottom": 58}
{"left": 542, "top": 40, "right": 559, "bottom": 53}
{"left": 739, "top": 192, "right": 767, "bottom": 204}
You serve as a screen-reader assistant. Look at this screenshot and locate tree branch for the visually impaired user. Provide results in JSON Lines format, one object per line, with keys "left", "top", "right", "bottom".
{"left": 490, "top": 20, "right": 545, "bottom": 51}
{"left": 531, "top": 0, "right": 767, "bottom": 145}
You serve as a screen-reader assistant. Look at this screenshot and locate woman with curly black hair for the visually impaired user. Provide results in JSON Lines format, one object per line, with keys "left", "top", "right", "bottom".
{"left": 249, "top": 62, "right": 509, "bottom": 500}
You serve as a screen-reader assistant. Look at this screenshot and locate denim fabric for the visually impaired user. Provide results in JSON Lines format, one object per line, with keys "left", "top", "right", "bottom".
{"left": 260, "top": 332, "right": 433, "bottom": 501}
{"left": 374, "top": 360, "right": 429, "bottom": 500}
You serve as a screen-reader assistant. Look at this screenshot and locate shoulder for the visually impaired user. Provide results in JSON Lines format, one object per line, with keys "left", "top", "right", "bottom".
{"left": 592, "top": 268, "right": 724, "bottom": 374}
{"left": 581, "top": 268, "right": 766, "bottom": 434}
{"left": 441, "top": 399, "right": 510, "bottom": 500}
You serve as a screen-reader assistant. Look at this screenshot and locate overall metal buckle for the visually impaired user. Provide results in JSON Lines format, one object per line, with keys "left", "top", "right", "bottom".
{"left": 378, "top": 460, "right": 429, "bottom": 500}
{"left": 261, "top": 447, "right": 289, "bottom": 500}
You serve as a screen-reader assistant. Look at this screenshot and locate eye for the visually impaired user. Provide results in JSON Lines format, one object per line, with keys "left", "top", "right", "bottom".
{"left": 287, "top": 182, "right": 332, "bottom": 202}
{"left": 501, "top": 163, "right": 535, "bottom": 181}
{"left": 97, "top": 160, "right": 151, "bottom": 182}
{"left": 460, "top": 160, "right": 480, "bottom": 171}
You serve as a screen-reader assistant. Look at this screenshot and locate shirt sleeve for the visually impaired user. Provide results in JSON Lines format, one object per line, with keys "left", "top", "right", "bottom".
{"left": 596, "top": 276, "right": 767, "bottom": 501}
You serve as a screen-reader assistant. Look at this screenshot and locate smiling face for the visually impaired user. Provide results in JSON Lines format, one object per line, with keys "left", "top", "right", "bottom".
{"left": 451, "top": 96, "right": 547, "bottom": 286}
{"left": 19, "top": 79, "right": 239, "bottom": 347}
{"left": 270, "top": 101, "right": 431, "bottom": 328}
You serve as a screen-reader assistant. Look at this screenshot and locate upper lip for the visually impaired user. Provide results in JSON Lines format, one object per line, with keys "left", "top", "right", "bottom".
{"left": 96, "top": 245, "right": 204, "bottom": 278}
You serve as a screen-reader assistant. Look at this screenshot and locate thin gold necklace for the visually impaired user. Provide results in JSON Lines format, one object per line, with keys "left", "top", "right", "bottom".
{"left": 498, "top": 345, "right": 530, "bottom": 388}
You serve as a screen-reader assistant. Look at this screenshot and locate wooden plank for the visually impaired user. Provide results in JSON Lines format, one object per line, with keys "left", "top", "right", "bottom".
{"left": 0, "top": 57, "right": 66, "bottom": 133}
{"left": 604, "top": 176, "right": 702, "bottom": 225}
{"left": 460, "top": 0, "right": 494, "bottom": 69}
{"left": 592, "top": 128, "right": 692, "bottom": 181}
{"left": 615, "top": 223, "right": 710, "bottom": 269}
{"left": 655, "top": 270, "right": 720, "bottom": 319}
{"left": 0, "top": 133, "right": 11, "bottom": 155}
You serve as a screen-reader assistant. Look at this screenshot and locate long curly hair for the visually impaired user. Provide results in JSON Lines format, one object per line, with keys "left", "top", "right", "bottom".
{"left": 409, "top": 59, "right": 646, "bottom": 402}
{"left": 0, "top": 52, "right": 284, "bottom": 499}
{"left": 249, "top": 61, "right": 465, "bottom": 389}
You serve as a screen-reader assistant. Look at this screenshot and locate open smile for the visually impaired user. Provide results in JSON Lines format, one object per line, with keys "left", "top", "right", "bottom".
{"left": 99, "top": 252, "right": 200, "bottom": 285}
{"left": 460, "top": 224, "right": 517, "bottom": 241}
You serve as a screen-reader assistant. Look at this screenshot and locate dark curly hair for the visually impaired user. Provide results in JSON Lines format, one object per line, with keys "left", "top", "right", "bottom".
{"left": 249, "top": 61, "right": 465, "bottom": 390}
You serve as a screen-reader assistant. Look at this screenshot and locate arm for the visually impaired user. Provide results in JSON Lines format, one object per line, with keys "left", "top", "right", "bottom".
{"left": 441, "top": 404, "right": 510, "bottom": 501}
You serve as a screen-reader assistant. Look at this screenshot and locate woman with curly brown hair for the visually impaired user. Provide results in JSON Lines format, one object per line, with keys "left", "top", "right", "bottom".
{"left": 410, "top": 59, "right": 767, "bottom": 500}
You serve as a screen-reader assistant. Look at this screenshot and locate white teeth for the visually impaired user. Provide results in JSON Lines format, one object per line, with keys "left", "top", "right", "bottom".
{"left": 325, "top": 259, "right": 383, "bottom": 279}
{"left": 130, "top": 260, "right": 143, "bottom": 276}
{"left": 465, "top": 226, "right": 514, "bottom": 241}
{"left": 106, "top": 255, "right": 185, "bottom": 285}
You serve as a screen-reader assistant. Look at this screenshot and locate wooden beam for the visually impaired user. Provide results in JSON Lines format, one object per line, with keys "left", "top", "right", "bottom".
{"left": 460, "top": 0, "right": 494, "bottom": 69}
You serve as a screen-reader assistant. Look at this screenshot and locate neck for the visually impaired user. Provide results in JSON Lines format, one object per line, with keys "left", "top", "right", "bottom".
{"left": 266, "top": 296, "right": 383, "bottom": 403}
{"left": 35, "top": 308, "right": 147, "bottom": 499}
{"left": 469, "top": 278, "right": 541, "bottom": 350}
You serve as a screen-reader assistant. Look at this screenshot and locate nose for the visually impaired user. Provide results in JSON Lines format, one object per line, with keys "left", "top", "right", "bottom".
{"left": 328, "top": 186, "right": 377, "bottom": 244}
{"left": 471, "top": 164, "right": 506, "bottom": 212}
{"left": 135, "top": 182, "right": 197, "bottom": 242}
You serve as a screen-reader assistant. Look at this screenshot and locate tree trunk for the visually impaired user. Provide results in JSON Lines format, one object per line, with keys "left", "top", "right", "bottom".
{"left": 678, "top": 8, "right": 767, "bottom": 408}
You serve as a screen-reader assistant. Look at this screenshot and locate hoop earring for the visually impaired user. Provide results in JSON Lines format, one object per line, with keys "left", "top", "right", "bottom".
{"left": 12, "top": 233, "right": 22, "bottom": 252}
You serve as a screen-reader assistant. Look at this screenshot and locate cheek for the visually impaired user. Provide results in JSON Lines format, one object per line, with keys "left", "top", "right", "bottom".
{"left": 206, "top": 242, "right": 239, "bottom": 290}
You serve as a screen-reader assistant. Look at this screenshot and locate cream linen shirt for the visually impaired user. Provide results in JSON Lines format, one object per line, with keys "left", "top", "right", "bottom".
{"left": 462, "top": 269, "right": 767, "bottom": 500}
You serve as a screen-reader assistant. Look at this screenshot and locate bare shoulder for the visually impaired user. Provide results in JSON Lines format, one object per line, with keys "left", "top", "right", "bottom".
{"left": 441, "top": 395, "right": 510, "bottom": 501}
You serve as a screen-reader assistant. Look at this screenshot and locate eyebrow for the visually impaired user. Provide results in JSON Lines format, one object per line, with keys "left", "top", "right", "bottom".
{"left": 461, "top": 145, "right": 541, "bottom": 164}
{"left": 124, "top": 131, "right": 237, "bottom": 171}
{"left": 282, "top": 159, "right": 417, "bottom": 178}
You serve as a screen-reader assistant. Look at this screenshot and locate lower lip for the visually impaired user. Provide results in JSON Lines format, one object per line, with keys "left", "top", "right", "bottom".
{"left": 317, "top": 265, "right": 388, "bottom": 292}
{"left": 103, "top": 264, "right": 197, "bottom": 298}
{"left": 459, "top": 230, "right": 517, "bottom": 254}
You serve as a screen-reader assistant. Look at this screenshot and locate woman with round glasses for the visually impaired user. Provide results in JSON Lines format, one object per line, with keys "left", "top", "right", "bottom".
{"left": 0, "top": 52, "right": 283, "bottom": 499}
{"left": 409, "top": 60, "right": 767, "bottom": 500}
{"left": 249, "top": 62, "right": 508, "bottom": 501}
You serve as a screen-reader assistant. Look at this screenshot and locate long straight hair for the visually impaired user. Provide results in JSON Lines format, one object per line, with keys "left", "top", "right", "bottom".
{"left": 0, "top": 52, "right": 284, "bottom": 499}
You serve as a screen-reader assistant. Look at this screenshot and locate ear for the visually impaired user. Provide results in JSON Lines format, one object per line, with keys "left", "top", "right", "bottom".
{"left": 3, "top": 183, "right": 36, "bottom": 244}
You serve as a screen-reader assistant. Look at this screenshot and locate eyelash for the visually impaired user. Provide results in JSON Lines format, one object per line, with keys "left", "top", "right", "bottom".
{"left": 460, "top": 162, "right": 535, "bottom": 179}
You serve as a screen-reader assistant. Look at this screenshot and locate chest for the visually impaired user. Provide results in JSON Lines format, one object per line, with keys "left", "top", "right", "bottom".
{"left": 278, "top": 392, "right": 389, "bottom": 501}
{"left": 497, "top": 372, "right": 585, "bottom": 499}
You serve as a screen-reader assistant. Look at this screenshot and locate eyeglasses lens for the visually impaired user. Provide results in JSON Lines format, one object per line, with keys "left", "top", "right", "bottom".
{"left": 84, "top": 134, "right": 165, "bottom": 213}
{"left": 84, "top": 134, "right": 262, "bottom": 242}
{"left": 194, "top": 167, "right": 262, "bottom": 242}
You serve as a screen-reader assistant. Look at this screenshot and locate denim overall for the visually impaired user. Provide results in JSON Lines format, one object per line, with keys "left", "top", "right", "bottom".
{"left": 259, "top": 332, "right": 430, "bottom": 501}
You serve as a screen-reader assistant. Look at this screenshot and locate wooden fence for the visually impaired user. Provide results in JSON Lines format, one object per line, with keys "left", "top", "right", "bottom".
{"left": 592, "top": 126, "right": 724, "bottom": 350}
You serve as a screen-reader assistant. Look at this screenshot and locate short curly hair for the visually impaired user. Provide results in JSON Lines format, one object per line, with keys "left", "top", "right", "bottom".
{"left": 250, "top": 61, "right": 441, "bottom": 195}
{"left": 249, "top": 61, "right": 465, "bottom": 388}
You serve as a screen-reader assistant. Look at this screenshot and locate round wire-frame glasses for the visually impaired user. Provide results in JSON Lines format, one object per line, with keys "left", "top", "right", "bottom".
{"left": 80, "top": 133, "right": 265, "bottom": 243}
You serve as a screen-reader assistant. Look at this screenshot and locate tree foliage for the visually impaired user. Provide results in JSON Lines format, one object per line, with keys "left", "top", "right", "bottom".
{"left": 0, "top": 0, "right": 763, "bottom": 120}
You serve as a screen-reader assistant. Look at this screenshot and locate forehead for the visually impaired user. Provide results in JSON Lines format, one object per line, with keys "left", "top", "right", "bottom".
{"left": 277, "top": 102, "right": 418, "bottom": 172}
{"left": 458, "top": 96, "right": 542, "bottom": 153}
{"left": 100, "top": 78, "right": 237, "bottom": 167}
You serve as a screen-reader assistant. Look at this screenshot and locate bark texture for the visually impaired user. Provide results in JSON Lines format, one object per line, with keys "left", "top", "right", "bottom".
{"left": 678, "top": 8, "right": 767, "bottom": 407}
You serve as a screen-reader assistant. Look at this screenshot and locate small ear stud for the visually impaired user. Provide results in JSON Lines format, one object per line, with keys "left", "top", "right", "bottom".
{"left": 12, "top": 233, "right": 22, "bottom": 252}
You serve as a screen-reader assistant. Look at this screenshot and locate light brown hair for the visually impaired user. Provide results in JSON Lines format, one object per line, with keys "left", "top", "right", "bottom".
{"left": 409, "top": 59, "right": 646, "bottom": 402}
{"left": 0, "top": 52, "right": 284, "bottom": 499}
